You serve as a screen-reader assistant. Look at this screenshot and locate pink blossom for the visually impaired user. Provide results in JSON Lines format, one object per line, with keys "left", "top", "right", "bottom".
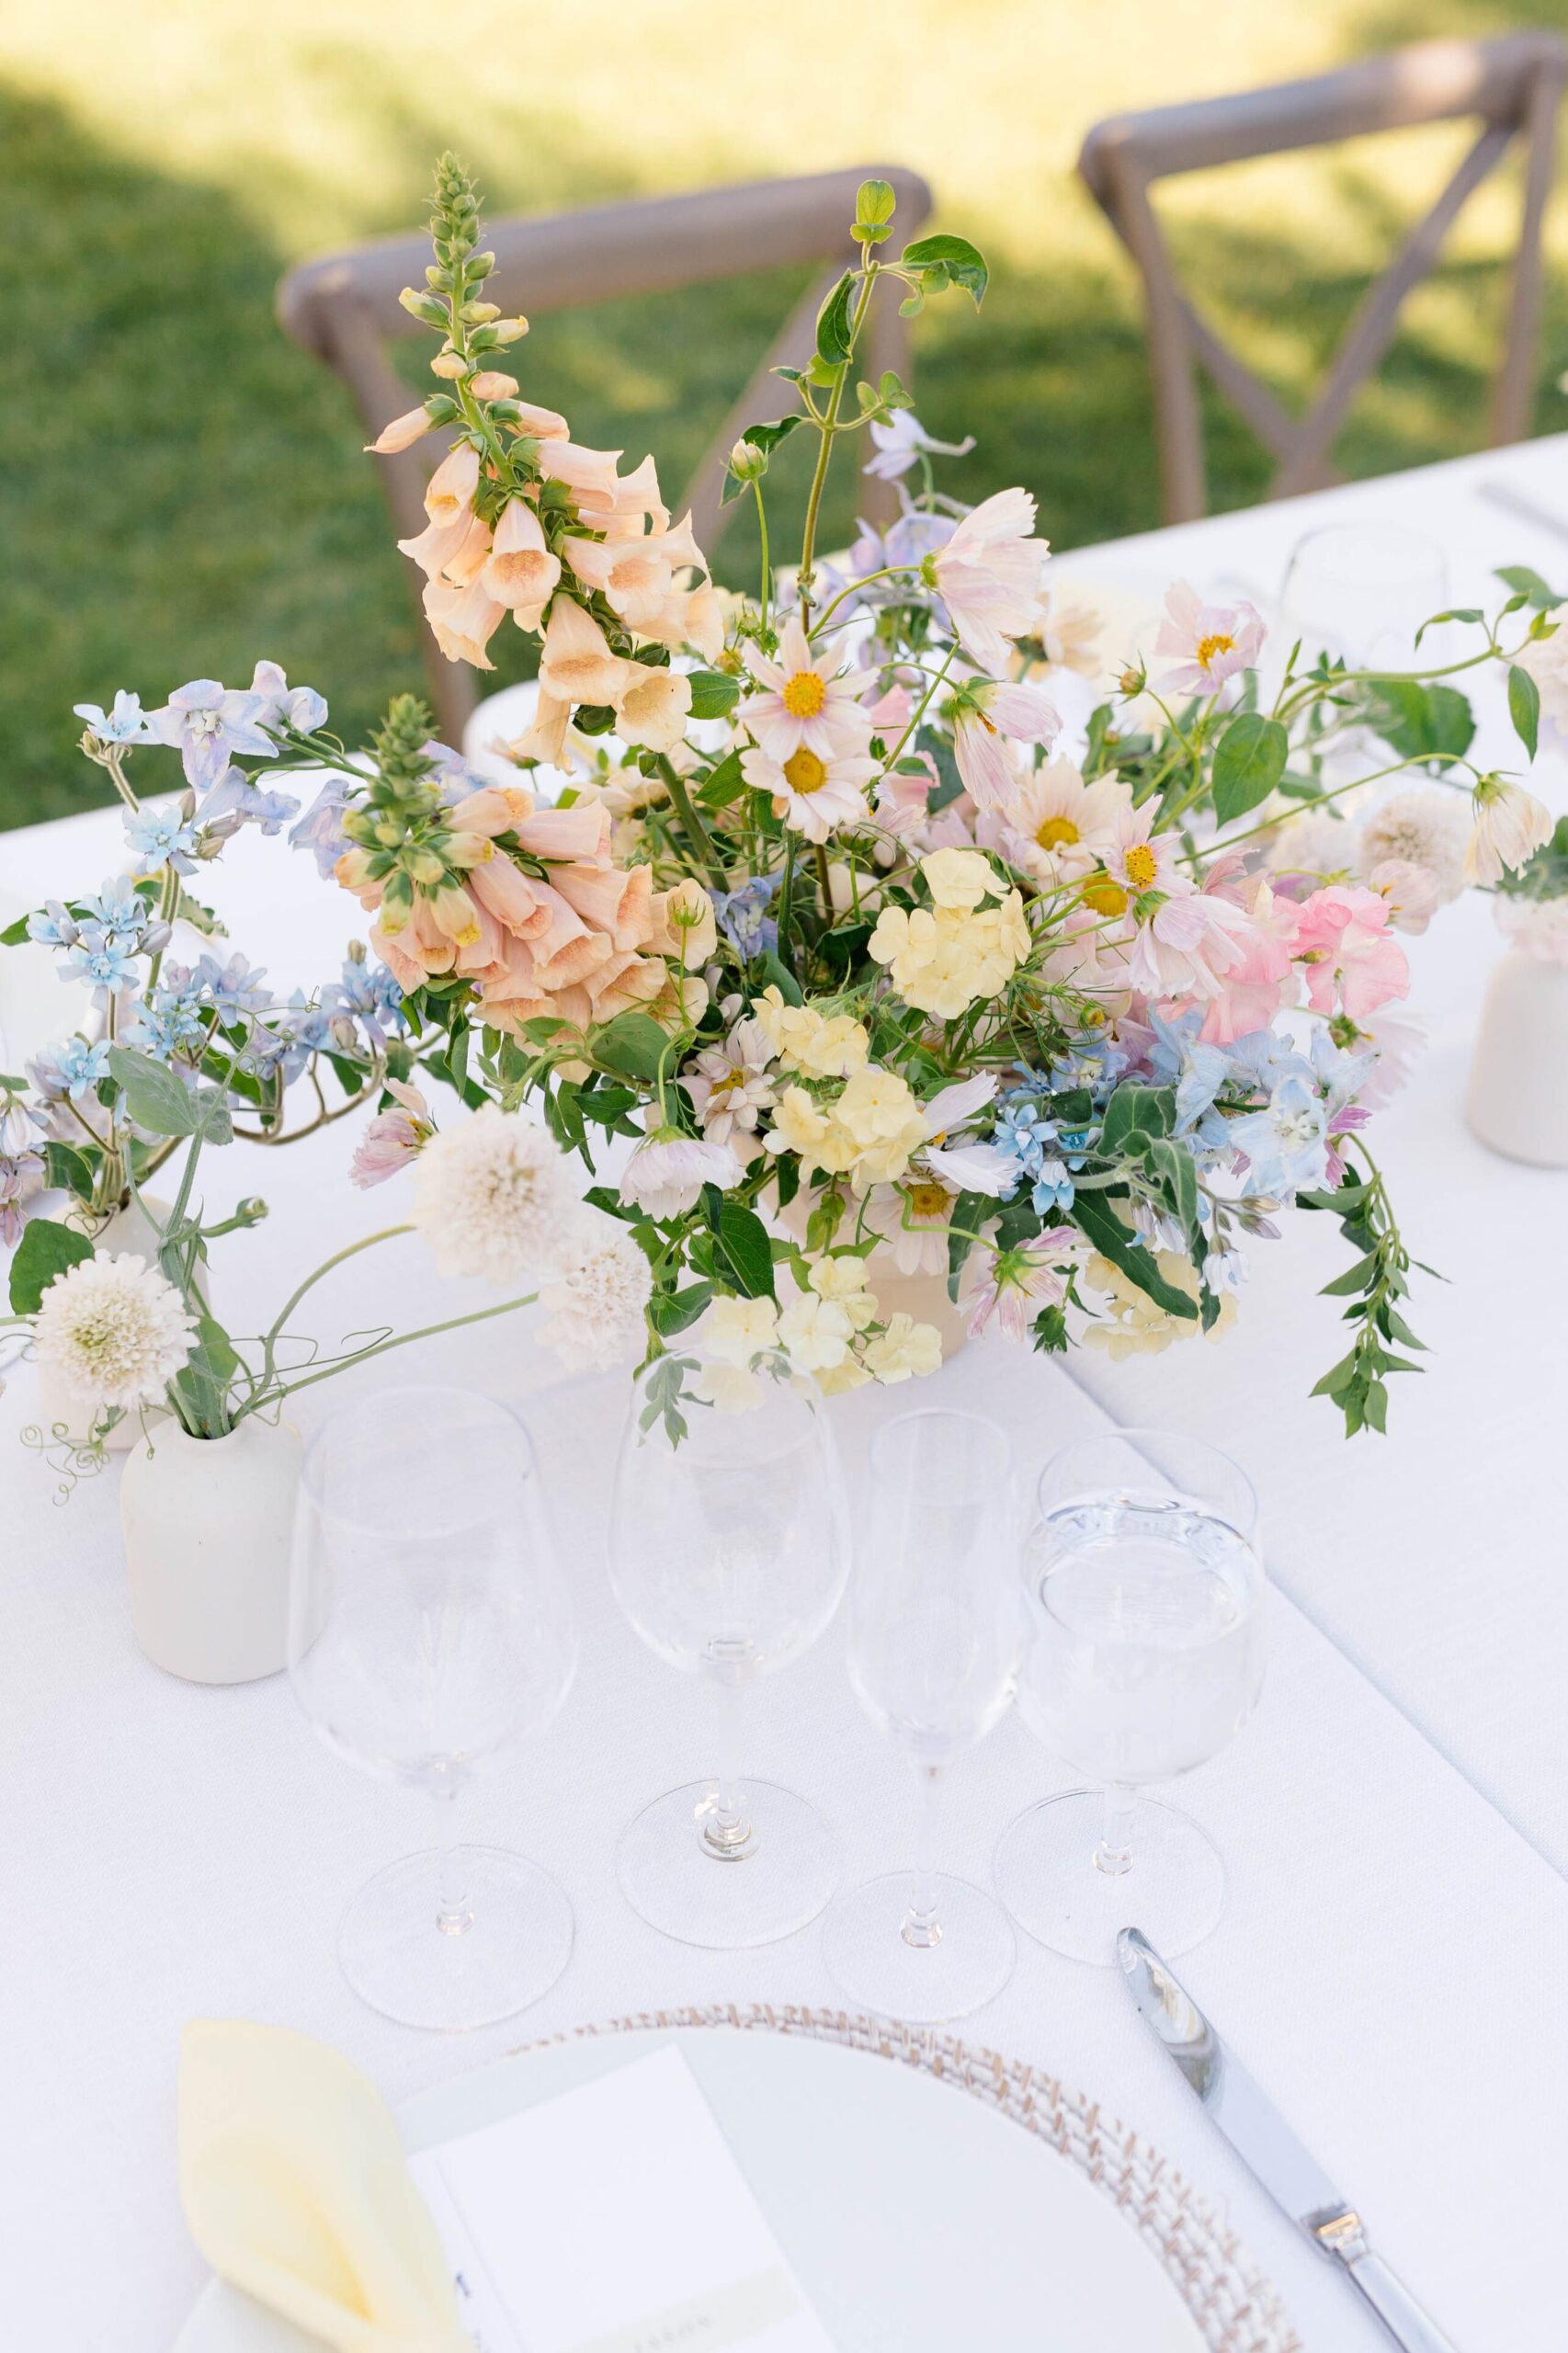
{"left": 1153, "top": 580, "right": 1265, "bottom": 696}
{"left": 1293, "top": 886, "right": 1410, "bottom": 1023}
{"left": 966, "top": 1233, "right": 1085, "bottom": 1342}
{"left": 348, "top": 1079, "right": 434, "bottom": 1189}
{"left": 1199, "top": 879, "right": 1300, "bottom": 1042}
{"left": 931, "top": 488, "right": 1049, "bottom": 672}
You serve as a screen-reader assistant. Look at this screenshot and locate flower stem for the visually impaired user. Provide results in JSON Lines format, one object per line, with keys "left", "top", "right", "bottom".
{"left": 248, "top": 1290, "right": 537, "bottom": 1415}
{"left": 256, "top": 1223, "right": 413, "bottom": 1392}
{"left": 799, "top": 270, "right": 878, "bottom": 627}
{"left": 657, "top": 759, "right": 724, "bottom": 887}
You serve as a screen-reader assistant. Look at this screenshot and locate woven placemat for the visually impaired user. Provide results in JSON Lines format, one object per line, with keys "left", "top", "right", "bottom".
{"left": 516, "top": 2002, "right": 1301, "bottom": 2353}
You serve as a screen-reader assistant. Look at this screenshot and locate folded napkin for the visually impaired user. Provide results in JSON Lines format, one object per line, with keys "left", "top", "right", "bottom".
{"left": 179, "top": 2021, "right": 471, "bottom": 2353}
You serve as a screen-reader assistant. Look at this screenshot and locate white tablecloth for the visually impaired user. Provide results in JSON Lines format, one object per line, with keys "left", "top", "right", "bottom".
{"left": 5, "top": 438, "right": 1568, "bottom": 2351}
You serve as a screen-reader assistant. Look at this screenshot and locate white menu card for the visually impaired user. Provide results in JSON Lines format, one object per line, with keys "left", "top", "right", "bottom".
{"left": 408, "top": 2044, "right": 835, "bottom": 2353}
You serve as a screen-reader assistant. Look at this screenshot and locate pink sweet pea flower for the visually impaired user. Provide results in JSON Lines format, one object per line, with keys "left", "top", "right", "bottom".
{"left": 1153, "top": 580, "right": 1265, "bottom": 696}
{"left": 1293, "top": 885, "right": 1410, "bottom": 1023}
{"left": 1199, "top": 878, "right": 1300, "bottom": 1043}
{"left": 349, "top": 1080, "right": 434, "bottom": 1188}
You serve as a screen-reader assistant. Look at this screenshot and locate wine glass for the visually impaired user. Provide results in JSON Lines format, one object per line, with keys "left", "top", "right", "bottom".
{"left": 289, "top": 1384, "right": 578, "bottom": 2030}
{"left": 1280, "top": 522, "right": 1449, "bottom": 672}
{"left": 995, "top": 1428, "right": 1264, "bottom": 1967}
{"left": 608, "top": 1342, "right": 850, "bottom": 1948}
{"left": 821, "top": 1408, "right": 1020, "bottom": 2023}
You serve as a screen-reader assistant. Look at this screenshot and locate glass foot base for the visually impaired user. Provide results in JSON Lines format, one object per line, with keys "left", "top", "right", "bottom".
{"left": 617, "top": 1779, "right": 840, "bottom": 1949}
{"left": 821, "top": 1871, "right": 1016, "bottom": 2024}
{"left": 994, "top": 1791, "right": 1224, "bottom": 1966}
{"left": 337, "top": 1845, "right": 574, "bottom": 2031}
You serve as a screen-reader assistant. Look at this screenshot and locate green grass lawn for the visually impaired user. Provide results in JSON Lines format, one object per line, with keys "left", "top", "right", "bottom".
{"left": 6, "top": 0, "right": 1568, "bottom": 826}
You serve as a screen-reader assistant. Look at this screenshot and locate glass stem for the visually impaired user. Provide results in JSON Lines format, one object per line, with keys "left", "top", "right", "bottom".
{"left": 432, "top": 1784, "right": 474, "bottom": 1935}
{"left": 902, "top": 1762, "right": 946, "bottom": 1949}
{"left": 1095, "top": 1782, "right": 1137, "bottom": 1878}
{"left": 702, "top": 1676, "right": 756, "bottom": 1859}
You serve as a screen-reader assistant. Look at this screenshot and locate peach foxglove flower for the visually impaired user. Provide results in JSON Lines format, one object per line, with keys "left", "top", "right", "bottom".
{"left": 397, "top": 511, "right": 474, "bottom": 580}
{"left": 615, "top": 665, "right": 691, "bottom": 753}
{"left": 537, "top": 597, "right": 634, "bottom": 710}
{"left": 930, "top": 488, "right": 1049, "bottom": 673}
{"left": 1153, "top": 580, "right": 1265, "bottom": 695}
{"left": 422, "top": 575, "right": 505, "bottom": 669}
{"left": 507, "top": 397, "right": 571, "bottom": 442}
{"left": 575, "top": 454, "right": 670, "bottom": 536}
{"left": 423, "top": 440, "right": 481, "bottom": 528}
{"left": 1464, "top": 777, "right": 1554, "bottom": 884}
{"left": 620, "top": 1133, "right": 743, "bottom": 1221}
{"left": 739, "top": 739, "right": 879, "bottom": 845}
{"left": 540, "top": 440, "right": 623, "bottom": 501}
{"left": 483, "top": 499, "right": 562, "bottom": 622}
{"left": 366, "top": 405, "right": 435, "bottom": 454}
{"left": 468, "top": 370, "right": 519, "bottom": 401}
{"left": 742, "top": 618, "right": 875, "bottom": 762}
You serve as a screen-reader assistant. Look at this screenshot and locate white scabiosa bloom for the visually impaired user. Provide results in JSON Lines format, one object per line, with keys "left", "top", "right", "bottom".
{"left": 32, "top": 1252, "right": 196, "bottom": 1410}
{"left": 619, "top": 1134, "right": 743, "bottom": 1221}
{"left": 1357, "top": 788, "right": 1470, "bottom": 904}
{"left": 537, "top": 1212, "right": 653, "bottom": 1370}
{"left": 411, "top": 1105, "right": 581, "bottom": 1282}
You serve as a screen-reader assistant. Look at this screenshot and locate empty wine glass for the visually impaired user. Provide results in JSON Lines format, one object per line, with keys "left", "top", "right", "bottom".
{"left": 289, "top": 1385, "right": 578, "bottom": 2030}
{"left": 609, "top": 1342, "right": 850, "bottom": 1949}
{"left": 821, "top": 1409, "right": 1020, "bottom": 2023}
{"left": 995, "top": 1428, "right": 1265, "bottom": 1967}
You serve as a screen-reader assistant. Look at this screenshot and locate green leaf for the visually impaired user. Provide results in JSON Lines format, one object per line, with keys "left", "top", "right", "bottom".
{"left": 814, "top": 270, "right": 856, "bottom": 367}
{"left": 1211, "top": 712, "right": 1289, "bottom": 826}
{"left": 756, "top": 951, "right": 802, "bottom": 1006}
{"left": 1508, "top": 664, "right": 1540, "bottom": 761}
{"left": 686, "top": 669, "right": 740, "bottom": 722}
{"left": 1320, "top": 1250, "right": 1380, "bottom": 1297}
{"left": 947, "top": 1189, "right": 986, "bottom": 1302}
{"left": 1142, "top": 1135, "right": 1199, "bottom": 1237}
{"left": 590, "top": 1011, "right": 671, "bottom": 1082}
{"left": 43, "top": 1142, "right": 96, "bottom": 1200}
{"left": 1365, "top": 680, "right": 1474, "bottom": 763}
{"left": 105, "top": 1043, "right": 234, "bottom": 1142}
{"left": 1099, "top": 1083, "right": 1173, "bottom": 1156}
{"left": 649, "top": 1281, "right": 714, "bottom": 1337}
{"left": 1, "top": 913, "right": 33, "bottom": 947}
{"left": 710, "top": 1199, "right": 776, "bottom": 1301}
{"left": 9, "top": 1217, "right": 95, "bottom": 1313}
{"left": 721, "top": 413, "right": 805, "bottom": 501}
{"left": 1071, "top": 1195, "right": 1198, "bottom": 1319}
{"left": 1495, "top": 563, "right": 1563, "bottom": 611}
{"left": 697, "top": 749, "right": 750, "bottom": 811}
{"left": 900, "top": 232, "right": 989, "bottom": 308}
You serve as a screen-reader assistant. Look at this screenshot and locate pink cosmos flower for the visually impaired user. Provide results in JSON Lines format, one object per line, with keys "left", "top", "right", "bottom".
{"left": 1293, "top": 885, "right": 1410, "bottom": 1023}
{"left": 742, "top": 619, "right": 874, "bottom": 762}
{"left": 349, "top": 1079, "right": 434, "bottom": 1188}
{"left": 951, "top": 681, "right": 1062, "bottom": 813}
{"left": 966, "top": 1233, "right": 1085, "bottom": 1342}
{"left": 1153, "top": 580, "right": 1265, "bottom": 696}
{"left": 740, "top": 738, "right": 879, "bottom": 844}
{"left": 931, "top": 488, "right": 1050, "bottom": 673}
{"left": 1125, "top": 891, "right": 1253, "bottom": 1004}
{"left": 1366, "top": 857, "right": 1441, "bottom": 937}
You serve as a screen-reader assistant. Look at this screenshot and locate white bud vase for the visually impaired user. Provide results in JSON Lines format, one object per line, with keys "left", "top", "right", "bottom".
{"left": 119, "top": 1415, "right": 301, "bottom": 1684}
{"left": 1466, "top": 948, "right": 1568, "bottom": 1168}
{"left": 35, "top": 1191, "right": 208, "bottom": 1453}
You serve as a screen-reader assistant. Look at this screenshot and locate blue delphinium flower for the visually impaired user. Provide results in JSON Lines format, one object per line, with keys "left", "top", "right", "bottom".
{"left": 27, "top": 900, "right": 81, "bottom": 949}
{"left": 199, "top": 764, "right": 301, "bottom": 837}
{"left": 248, "top": 661, "right": 328, "bottom": 736}
{"left": 326, "top": 954, "right": 407, "bottom": 1040}
{"left": 57, "top": 928, "right": 142, "bottom": 995}
{"left": 74, "top": 689, "right": 150, "bottom": 745}
{"left": 1229, "top": 1074, "right": 1329, "bottom": 1200}
{"left": 713, "top": 874, "right": 780, "bottom": 960}
{"left": 195, "top": 951, "right": 272, "bottom": 1022}
{"left": 77, "top": 873, "right": 151, "bottom": 939}
{"left": 146, "top": 678, "right": 276, "bottom": 790}
{"left": 28, "top": 1037, "right": 113, "bottom": 1102}
{"left": 289, "top": 775, "right": 353, "bottom": 878}
{"left": 124, "top": 803, "right": 201, "bottom": 876}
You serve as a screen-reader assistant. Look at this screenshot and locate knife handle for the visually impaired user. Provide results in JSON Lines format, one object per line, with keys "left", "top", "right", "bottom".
{"left": 1342, "top": 2250, "right": 1459, "bottom": 2353}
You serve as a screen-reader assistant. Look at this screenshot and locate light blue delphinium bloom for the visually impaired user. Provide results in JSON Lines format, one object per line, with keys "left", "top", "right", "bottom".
{"left": 422, "top": 740, "right": 492, "bottom": 805}
{"left": 1229, "top": 1074, "right": 1329, "bottom": 1200}
{"left": 27, "top": 899, "right": 80, "bottom": 949}
{"left": 289, "top": 775, "right": 353, "bottom": 878}
{"left": 74, "top": 689, "right": 150, "bottom": 745}
{"left": 28, "top": 1037, "right": 113, "bottom": 1103}
{"left": 248, "top": 661, "right": 328, "bottom": 737}
{"left": 199, "top": 764, "right": 301, "bottom": 837}
{"left": 714, "top": 874, "right": 780, "bottom": 960}
{"left": 1030, "top": 1155, "right": 1076, "bottom": 1215}
{"left": 124, "top": 803, "right": 201, "bottom": 876}
{"left": 57, "top": 927, "right": 142, "bottom": 995}
{"left": 195, "top": 951, "right": 273, "bottom": 1023}
{"left": 77, "top": 873, "right": 151, "bottom": 940}
{"left": 325, "top": 954, "right": 407, "bottom": 1041}
{"left": 1221, "top": 1028, "right": 1312, "bottom": 1099}
{"left": 1144, "top": 1008, "right": 1233, "bottom": 1142}
{"left": 146, "top": 678, "right": 276, "bottom": 790}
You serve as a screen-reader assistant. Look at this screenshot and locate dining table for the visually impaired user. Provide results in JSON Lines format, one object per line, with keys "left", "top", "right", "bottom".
{"left": 4, "top": 429, "right": 1568, "bottom": 2353}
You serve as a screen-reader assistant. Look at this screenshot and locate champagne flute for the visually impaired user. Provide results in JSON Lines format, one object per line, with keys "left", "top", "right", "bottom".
{"left": 289, "top": 1384, "right": 578, "bottom": 2030}
{"left": 995, "top": 1427, "right": 1264, "bottom": 1966}
{"left": 609, "top": 1342, "right": 850, "bottom": 1948}
{"left": 821, "top": 1408, "right": 1020, "bottom": 2023}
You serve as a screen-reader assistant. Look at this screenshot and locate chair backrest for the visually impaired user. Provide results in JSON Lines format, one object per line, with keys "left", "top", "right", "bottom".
{"left": 1078, "top": 33, "right": 1568, "bottom": 524}
{"left": 278, "top": 164, "right": 934, "bottom": 738}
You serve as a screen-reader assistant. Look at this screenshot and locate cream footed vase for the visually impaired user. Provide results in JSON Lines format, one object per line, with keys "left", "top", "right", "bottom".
{"left": 119, "top": 1415, "right": 301, "bottom": 1685}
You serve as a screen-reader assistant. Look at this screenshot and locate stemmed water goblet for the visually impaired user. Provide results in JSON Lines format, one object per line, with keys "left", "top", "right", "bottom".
{"left": 821, "top": 1407, "right": 1020, "bottom": 2023}
{"left": 995, "top": 1427, "right": 1265, "bottom": 1966}
{"left": 288, "top": 1383, "right": 579, "bottom": 2031}
{"left": 608, "top": 1341, "right": 850, "bottom": 1949}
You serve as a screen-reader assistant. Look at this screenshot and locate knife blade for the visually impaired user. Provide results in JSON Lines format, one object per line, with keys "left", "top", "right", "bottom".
{"left": 1117, "top": 1928, "right": 1459, "bottom": 2353}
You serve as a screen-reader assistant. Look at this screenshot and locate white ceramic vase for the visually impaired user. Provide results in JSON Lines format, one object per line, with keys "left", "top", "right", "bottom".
{"left": 1466, "top": 948, "right": 1568, "bottom": 1168}
{"left": 119, "top": 1415, "right": 301, "bottom": 1684}
{"left": 869, "top": 1256, "right": 971, "bottom": 1360}
{"left": 34, "top": 1191, "right": 207, "bottom": 1452}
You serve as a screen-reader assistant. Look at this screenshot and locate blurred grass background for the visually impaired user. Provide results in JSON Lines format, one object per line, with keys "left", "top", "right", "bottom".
{"left": 6, "top": 0, "right": 1568, "bottom": 826}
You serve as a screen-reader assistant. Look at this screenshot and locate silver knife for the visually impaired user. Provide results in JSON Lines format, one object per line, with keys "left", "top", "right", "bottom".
{"left": 1118, "top": 1928, "right": 1458, "bottom": 2353}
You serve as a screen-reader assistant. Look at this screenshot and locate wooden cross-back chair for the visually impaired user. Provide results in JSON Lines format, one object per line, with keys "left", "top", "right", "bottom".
{"left": 277, "top": 165, "right": 933, "bottom": 739}
{"left": 1078, "top": 33, "right": 1568, "bottom": 524}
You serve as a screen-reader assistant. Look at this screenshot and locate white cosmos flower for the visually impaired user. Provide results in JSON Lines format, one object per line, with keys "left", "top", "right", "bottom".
{"left": 1357, "top": 788, "right": 1469, "bottom": 904}
{"left": 620, "top": 1133, "right": 743, "bottom": 1221}
{"left": 739, "top": 739, "right": 879, "bottom": 845}
{"left": 1465, "top": 779, "right": 1554, "bottom": 885}
{"left": 411, "top": 1105, "right": 582, "bottom": 1282}
{"left": 537, "top": 1211, "right": 653, "bottom": 1370}
{"left": 931, "top": 488, "right": 1050, "bottom": 673}
{"left": 862, "top": 1176, "right": 960, "bottom": 1277}
{"left": 951, "top": 680, "right": 1062, "bottom": 813}
{"left": 682, "top": 1019, "right": 777, "bottom": 1146}
{"left": 977, "top": 755, "right": 1131, "bottom": 884}
{"left": 741, "top": 618, "right": 874, "bottom": 763}
{"left": 32, "top": 1251, "right": 197, "bottom": 1410}
{"left": 915, "top": 1072, "right": 1017, "bottom": 1197}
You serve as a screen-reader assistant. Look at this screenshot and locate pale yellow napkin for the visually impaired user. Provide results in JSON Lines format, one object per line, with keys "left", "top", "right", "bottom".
{"left": 179, "top": 2021, "right": 472, "bottom": 2353}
